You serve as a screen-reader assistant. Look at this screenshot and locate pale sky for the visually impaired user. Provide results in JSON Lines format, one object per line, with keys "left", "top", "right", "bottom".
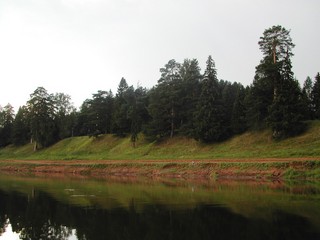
{"left": 0, "top": 0, "right": 319, "bottom": 110}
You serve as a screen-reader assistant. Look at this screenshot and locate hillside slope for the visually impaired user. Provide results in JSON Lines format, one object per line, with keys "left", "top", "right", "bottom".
{"left": 1, "top": 121, "right": 320, "bottom": 160}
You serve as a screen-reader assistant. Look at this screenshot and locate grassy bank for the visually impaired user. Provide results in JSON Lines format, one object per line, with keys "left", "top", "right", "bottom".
{"left": 1, "top": 121, "right": 320, "bottom": 161}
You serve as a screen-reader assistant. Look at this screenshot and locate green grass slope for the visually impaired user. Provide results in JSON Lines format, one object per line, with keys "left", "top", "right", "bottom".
{"left": 1, "top": 121, "right": 320, "bottom": 160}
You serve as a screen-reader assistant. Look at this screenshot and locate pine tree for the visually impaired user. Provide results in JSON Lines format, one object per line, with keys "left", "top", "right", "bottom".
{"left": 301, "top": 76, "right": 314, "bottom": 120}
{"left": 146, "top": 59, "right": 182, "bottom": 139}
{"left": 194, "top": 56, "right": 225, "bottom": 142}
{"left": 179, "top": 59, "right": 201, "bottom": 136}
{"left": 12, "top": 106, "right": 30, "bottom": 146}
{"left": 221, "top": 81, "right": 243, "bottom": 137}
{"left": 27, "top": 87, "right": 57, "bottom": 150}
{"left": 113, "top": 78, "right": 131, "bottom": 136}
{"left": 146, "top": 86, "right": 169, "bottom": 138}
{"left": 246, "top": 46, "right": 277, "bottom": 130}
{"left": 53, "top": 93, "right": 76, "bottom": 139}
{"left": 254, "top": 25, "right": 303, "bottom": 139}
{"left": 231, "top": 85, "right": 247, "bottom": 134}
{"left": 0, "top": 104, "right": 15, "bottom": 147}
{"left": 312, "top": 73, "right": 320, "bottom": 119}
{"left": 127, "top": 86, "right": 149, "bottom": 147}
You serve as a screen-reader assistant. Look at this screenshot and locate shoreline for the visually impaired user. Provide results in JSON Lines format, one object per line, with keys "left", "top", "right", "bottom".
{"left": 0, "top": 158, "right": 319, "bottom": 180}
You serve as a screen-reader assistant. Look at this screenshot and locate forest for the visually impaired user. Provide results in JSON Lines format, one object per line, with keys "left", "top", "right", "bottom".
{"left": 0, "top": 25, "right": 320, "bottom": 150}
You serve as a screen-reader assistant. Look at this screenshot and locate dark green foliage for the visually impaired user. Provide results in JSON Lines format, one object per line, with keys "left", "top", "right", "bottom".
{"left": 178, "top": 59, "right": 201, "bottom": 136}
{"left": 127, "top": 86, "right": 149, "bottom": 146}
{"left": 258, "top": 25, "right": 295, "bottom": 64}
{"left": 90, "top": 90, "right": 114, "bottom": 135}
{"left": 27, "top": 87, "right": 57, "bottom": 149}
{"left": 76, "top": 99, "right": 94, "bottom": 136}
{"left": 312, "top": 73, "right": 320, "bottom": 119}
{"left": 76, "top": 90, "right": 114, "bottom": 137}
{"left": 267, "top": 78, "right": 304, "bottom": 138}
{"left": 145, "top": 86, "right": 170, "bottom": 138}
{"left": 113, "top": 78, "right": 131, "bottom": 136}
{"left": 253, "top": 25, "right": 304, "bottom": 139}
{"left": 54, "top": 93, "right": 76, "bottom": 139}
{"left": 146, "top": 60, "right": 182, "bottom": 139}
{"left": 231, "top": 85, "right": 247, "bottom": 134}
{"left": 220, "top": 81, "right": 244, "bottom": 137}
{"left": 194, "top": 56, "right": 225, "bottom": 142}
{"left": 0, "top": 104, "right": 15, "bottom": 147}
{"left": 12, "top": 106, "right": 30, "bottom": 146}
{"left": 245, "top": 60, "right": 274, "bottom": 130}
{"left": 301, "top": 76, "right": 314, "bottom": 120}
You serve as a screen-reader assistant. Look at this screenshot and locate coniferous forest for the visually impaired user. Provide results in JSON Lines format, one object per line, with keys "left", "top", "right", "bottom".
{"left": 1, "top": 25, "right": 320, "bottom": 150}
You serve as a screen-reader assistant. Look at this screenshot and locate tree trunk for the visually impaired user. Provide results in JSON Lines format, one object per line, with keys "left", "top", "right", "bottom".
{"left": 33, "top": 141, "right": 37, "bottom": 152}
{"left": 170, "top": 106, "right": 174, "bottom": 138}
{"left": 272, "top": 43, "right": 277, "bottom": 64}
{"left": 272, "top": 43, "right": 277, "bottom": 100}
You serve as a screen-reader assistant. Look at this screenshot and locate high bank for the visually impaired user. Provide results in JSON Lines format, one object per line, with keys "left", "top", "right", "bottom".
{"left": 0, "top": 121, "right": 320, "bottom": 180}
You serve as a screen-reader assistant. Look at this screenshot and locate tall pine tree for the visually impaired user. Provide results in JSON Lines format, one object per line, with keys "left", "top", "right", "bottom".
{"left": 312, "top": 73, "right": 320, "bottom": 119}
{"left": 194, "top": 56, "right": 225, "bottom": 142}
{"left": 178, "top": 59, "right": 201, "bottom": 136}
{"left": 0, "top": 104, "right": 15, "bottom": 147}
{"left": 147, "top": 60, "right": 182, "bottom": 139}
{"left": 301, "top": 76, "right": 314, "bottom": 120}
{"left": 12, "top": 106, "right": 30, "bottom": 146}
{"left": 257, "top": 25, "right": 303, "bottom": 138}
{"left": 113, "top": 78, "right": 131, "bottom": 136}
{"left": 27, "top": 87, "right": 57, "bottom": 150}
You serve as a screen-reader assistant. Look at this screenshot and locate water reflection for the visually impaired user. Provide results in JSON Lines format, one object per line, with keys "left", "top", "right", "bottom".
{"left": 0, "top": 219, "right": 20, "bottom": 239}
{"left": 0, "top": 175, "right": 319, "bottom": 240}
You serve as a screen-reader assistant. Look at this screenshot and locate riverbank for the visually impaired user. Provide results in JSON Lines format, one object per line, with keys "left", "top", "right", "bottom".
{"left": 1, "top": 158, "right": 320, "bottom": 180}
{"left": 1, "top": 121, "right": 320, "bottom": 180}
{"left": 2, "top": 121, "right": 320, "bottom": 161}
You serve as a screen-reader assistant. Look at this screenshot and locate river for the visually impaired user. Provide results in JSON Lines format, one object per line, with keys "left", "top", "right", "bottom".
{"left": 0, "top": 174, "right": 319, "bottom": 240}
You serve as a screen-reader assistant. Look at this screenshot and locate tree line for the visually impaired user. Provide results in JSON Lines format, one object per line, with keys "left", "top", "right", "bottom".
{"left": 1, "top": 25, "right": 320, "bottom": 150}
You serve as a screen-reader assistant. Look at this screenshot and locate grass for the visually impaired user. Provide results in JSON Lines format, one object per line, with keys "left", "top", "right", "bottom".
{"left": 1, "top": 121, "right": 320, "bottom": 161}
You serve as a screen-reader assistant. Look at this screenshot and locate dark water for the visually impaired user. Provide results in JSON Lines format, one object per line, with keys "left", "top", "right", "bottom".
{"left": 0, "top": 175, "right": 319, "bottom": 240}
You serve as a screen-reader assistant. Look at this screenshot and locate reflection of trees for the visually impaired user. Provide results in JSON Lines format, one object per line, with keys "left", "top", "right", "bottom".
{"left": 0, "top": 218, "right": 10, "bottom": 236}
{"left": 18, "top": 222, "right": 73, "bottom": 240}
{"left": 0, "top": 189, "right": 319, "bottom": 240}
{"left": 0, "top": 190, "right": 81, "bottom": 240}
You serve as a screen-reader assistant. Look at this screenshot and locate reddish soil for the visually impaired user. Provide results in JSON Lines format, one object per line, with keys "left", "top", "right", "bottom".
{"left": 0, "top": 158, "right": 319, "bottom": 180}
{"left": 1, "top": 157, "right": 319, "bottom": 165}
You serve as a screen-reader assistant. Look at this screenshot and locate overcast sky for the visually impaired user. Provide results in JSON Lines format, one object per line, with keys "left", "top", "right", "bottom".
{"left": 0, "top": 0, "right": 319, "bottom": 110}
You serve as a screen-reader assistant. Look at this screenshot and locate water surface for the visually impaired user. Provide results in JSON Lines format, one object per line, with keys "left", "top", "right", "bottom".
{"left": 0, "top": 174, "right": 319, "bottom": 240}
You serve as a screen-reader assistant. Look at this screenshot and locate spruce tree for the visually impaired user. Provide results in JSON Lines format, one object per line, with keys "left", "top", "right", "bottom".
{"left": 113, "top": 78, "right": 131, "bottom": 136}
{"left": 194, "top": 56, "right": 225, "bottom": 142}
{"left": 301, "top": 76, "right": 314, "bottom": 120}
{"left": 146, "top": 86, "right": 169, "bottom": 138}
{"left": 12, "top": 106, "right": 30, "bottom": 146}
{"left": 231, "top": 85, "right": 247, "bottom": 134}
{"left": 0, "top": 104, "right": 15, "bottom": 147}
{"left": 179, "top": 59, "right": 201, "bottom": 136}
{"left": 312, "top": 73, "right": 320, "bottom": 119}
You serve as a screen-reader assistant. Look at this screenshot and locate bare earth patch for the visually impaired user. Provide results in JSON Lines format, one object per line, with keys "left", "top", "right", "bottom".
{"left": 0, "top": 158, "right": 319, "bottom": 180}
